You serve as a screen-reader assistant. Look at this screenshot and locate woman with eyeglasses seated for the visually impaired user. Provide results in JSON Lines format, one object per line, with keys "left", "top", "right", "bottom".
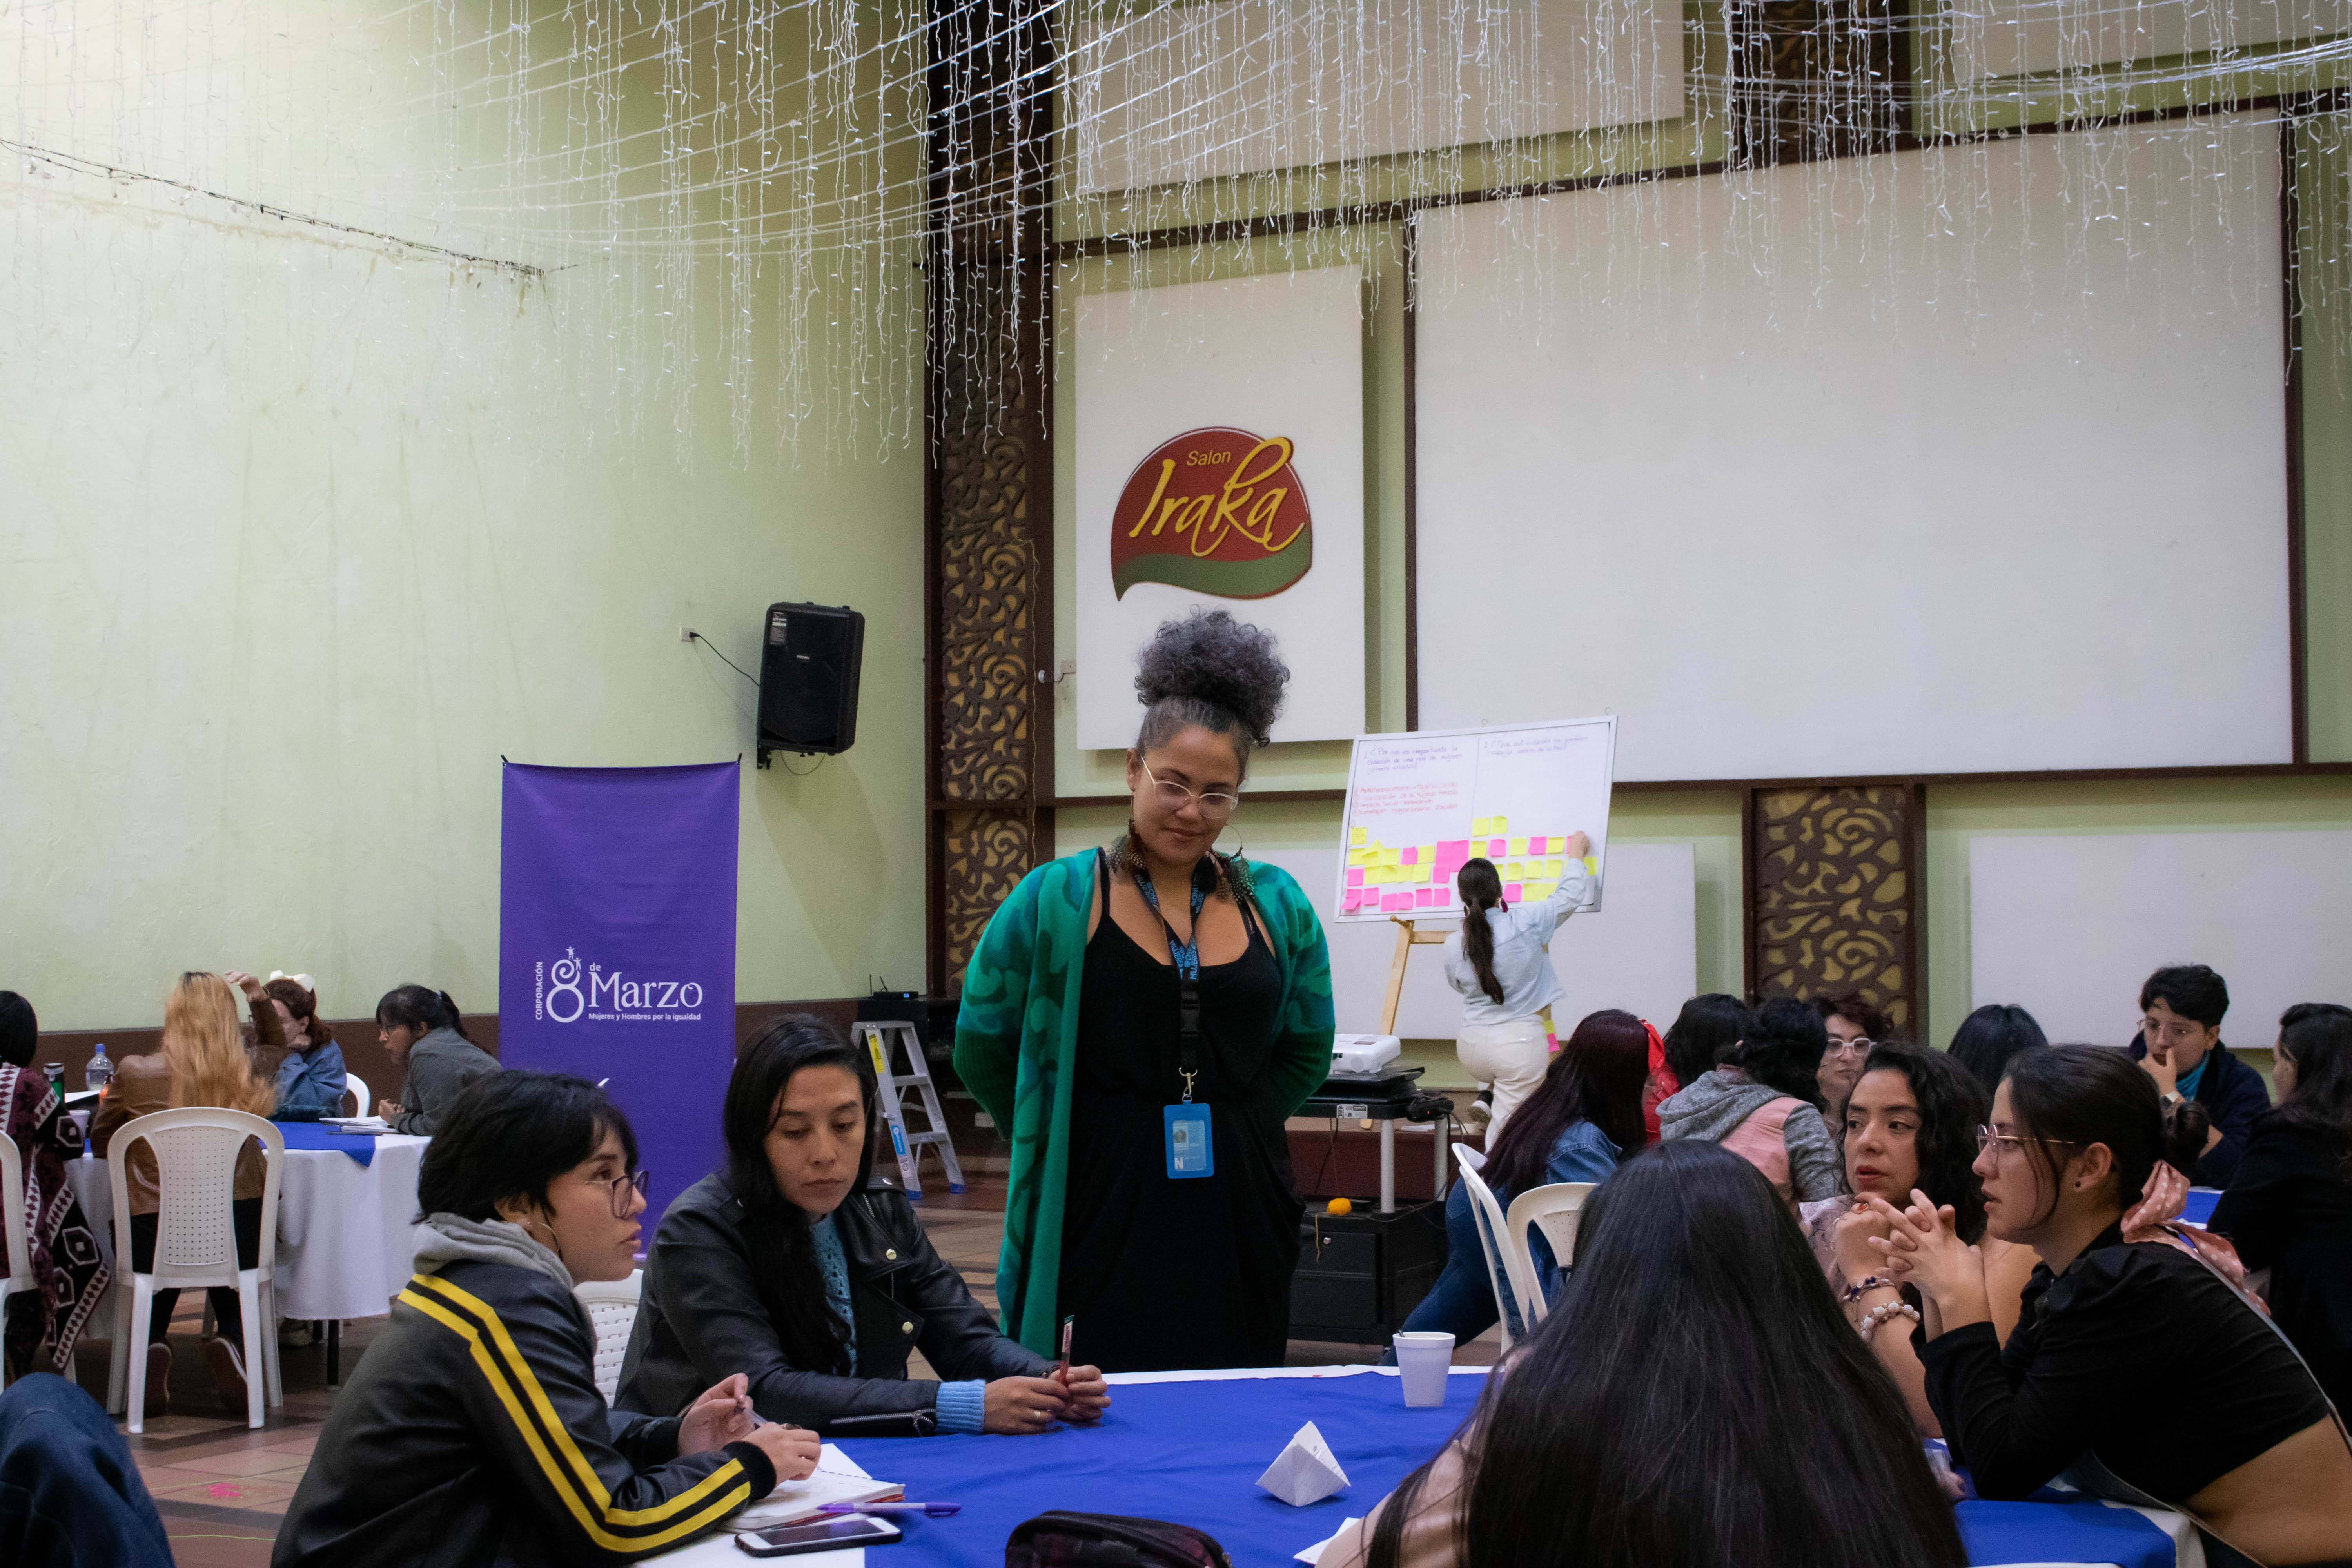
{"left": 617, "top": 1017, "right": 1097, "bottom": 1436}
{"left": 1813, "top": 991, "right": 1893, "bottom": 1131}
{"left": 1874, "top": 1045, "right": 2352, "bottom": 1566}
{"left": 954, "top": 608, "right": 1336, "bottom": 1373}
{"left": 275, "top": 1072, "right": 816, "bottom": 1567}
{"left": 1321, "top": 1141, "right": 1969, "bottom": 1568}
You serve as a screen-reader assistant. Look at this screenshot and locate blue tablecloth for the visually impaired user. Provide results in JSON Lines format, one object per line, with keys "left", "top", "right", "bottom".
{"left": 833, "top": 1371, "right": 2180, "bottom": 1568}
{"left": 272, "top": 1119, "right": 374, "bottom": 1166}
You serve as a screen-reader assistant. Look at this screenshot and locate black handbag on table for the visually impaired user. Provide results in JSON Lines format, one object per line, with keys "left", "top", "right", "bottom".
{"left": 1005, "top": 1511, "right": 1234, "bottom": 1567}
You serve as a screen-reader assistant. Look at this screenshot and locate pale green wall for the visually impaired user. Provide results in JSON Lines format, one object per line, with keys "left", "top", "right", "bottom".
{"left": 0, "top": 2, "right": 929, "bottom": 1031}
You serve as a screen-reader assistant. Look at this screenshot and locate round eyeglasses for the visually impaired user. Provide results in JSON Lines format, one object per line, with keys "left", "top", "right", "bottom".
{"left": 597, "top": 1169, "right": 651, "bottom": 1218}
{"left": 1140, "top": 760, "right": 1241, "bottom": 822}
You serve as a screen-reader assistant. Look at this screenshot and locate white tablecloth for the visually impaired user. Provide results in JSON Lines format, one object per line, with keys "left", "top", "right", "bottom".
{"left": 63, "top": 1135, "right": 429, "bottom": 1333}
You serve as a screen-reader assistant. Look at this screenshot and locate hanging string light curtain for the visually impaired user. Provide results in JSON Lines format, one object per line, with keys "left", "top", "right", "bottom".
{"left": 7, "top": 0, "right": 2352, "bottom": 457}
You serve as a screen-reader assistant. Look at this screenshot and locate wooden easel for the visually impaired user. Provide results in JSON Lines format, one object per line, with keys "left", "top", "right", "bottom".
{"left": 1379, "top": 917, "right": 1450, "bottom": 1034}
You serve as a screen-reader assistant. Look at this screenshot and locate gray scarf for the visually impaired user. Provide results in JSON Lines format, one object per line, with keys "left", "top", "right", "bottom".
{"left": 413, "top": 1213, "right": 575, "bottom": 1291}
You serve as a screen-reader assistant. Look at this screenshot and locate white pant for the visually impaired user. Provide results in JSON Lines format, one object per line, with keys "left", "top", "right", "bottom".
{"left": 1456, "top": 1016, "right": 1553, "bottom": 1147}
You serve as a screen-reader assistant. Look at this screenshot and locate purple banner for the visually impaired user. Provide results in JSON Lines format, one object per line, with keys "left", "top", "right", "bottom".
{"left": 500, "top": 762, "right": 739, "bottom": 1217}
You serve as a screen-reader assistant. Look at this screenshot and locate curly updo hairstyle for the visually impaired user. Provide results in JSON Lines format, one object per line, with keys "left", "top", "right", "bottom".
{"left": 1132, "top": 607, "right": 1290, "bottom": 775}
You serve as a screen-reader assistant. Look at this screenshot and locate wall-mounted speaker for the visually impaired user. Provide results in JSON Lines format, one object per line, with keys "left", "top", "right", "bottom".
{"left": 757, "top": 602, "right": 864, "bottom": 768}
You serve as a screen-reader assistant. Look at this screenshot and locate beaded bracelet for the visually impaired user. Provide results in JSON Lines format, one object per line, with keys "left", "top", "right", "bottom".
{"left": 1841, "top": 1275, "right": 1891, "bottom": 1303}
{"left": 1858, "top": 1299, "right": 1921, "bottom": 1342}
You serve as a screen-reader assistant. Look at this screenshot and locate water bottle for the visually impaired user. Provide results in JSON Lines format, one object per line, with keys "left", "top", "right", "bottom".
{"left": 85, "top": 1042, "right": 113, "bottom": 1093}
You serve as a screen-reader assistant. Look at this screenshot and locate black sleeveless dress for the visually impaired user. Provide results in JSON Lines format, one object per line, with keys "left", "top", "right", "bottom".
{"left": 1055, "top": 855, "right": 1301, "bottom": 1373}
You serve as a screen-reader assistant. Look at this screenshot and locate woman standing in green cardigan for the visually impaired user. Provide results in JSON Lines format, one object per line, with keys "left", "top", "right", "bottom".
{"left": 956, "top": 610, "right": 1336, "bottom": 1372}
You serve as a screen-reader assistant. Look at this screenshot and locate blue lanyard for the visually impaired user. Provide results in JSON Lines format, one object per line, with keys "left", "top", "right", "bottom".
{"left": 1134, "top": 870, "right": 1208, "bottom": 982}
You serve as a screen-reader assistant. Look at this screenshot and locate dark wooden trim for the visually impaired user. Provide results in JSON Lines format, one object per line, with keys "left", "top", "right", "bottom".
{"left": 1009, "top": 759, "right": 2352, "bottom": 811}
{"left": 1740, "top": 788, "right": 1759, "bottom": 1001}
{"left": 1908, "top": 780, "right": 1930, "bottom": 1024}
{"left": 923, "top": 293, "right": 948, "bottom": 995}
{"left": 2284, "top": 107, "right": 2311, "bottom": 765}
{"left": 1402, "top": 214, "right": 1422, "bottom": 733}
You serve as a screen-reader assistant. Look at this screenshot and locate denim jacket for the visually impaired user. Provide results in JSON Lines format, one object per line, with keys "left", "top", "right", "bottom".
{"left": 273, "top": 1041, "right": 349, "bottom": 1121}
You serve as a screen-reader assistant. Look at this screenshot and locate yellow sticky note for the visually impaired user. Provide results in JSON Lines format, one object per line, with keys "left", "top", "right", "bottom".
{"left": 1491, "top": 815, "right": 1509, "bottom": 833}
{"left": 1347, "top": 848, "right": 1369, "bottom": 868}
{"left": 1350, "top": 826, "right": 1368, "bottom": 846}
{"left": 1508, "top": 836, "right": 1528, "bottom": 857}
{"left": 1582, "top": 855, "right": 1599, "bottom": 875}
{"left": 1532, "top": 880, "right": 1555, "bottom": 900}
{"left": 1506, "top": 861, "right": 1524, "bottom": 880}
{"left": 1381, "top": 846, "right": 1401, "bottom": 866}
{"left": 1471, "top": 816, "right": 1491, "bottom": 837}
{"left": 1419, "top": 843, "right": 1437, "bottom": 863}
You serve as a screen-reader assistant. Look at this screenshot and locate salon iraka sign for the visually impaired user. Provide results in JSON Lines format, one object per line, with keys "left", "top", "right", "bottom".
{"left": 1111, "top": 427, "right": 1313, "bottom": 600}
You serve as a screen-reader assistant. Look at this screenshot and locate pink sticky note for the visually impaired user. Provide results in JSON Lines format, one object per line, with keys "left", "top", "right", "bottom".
{"left": 1416, "top": 887, "right": 1437, "bottom": 907}
{"left": 1506, "top": 883, "right": 1525, "bottom": 901}
{"left": 1401, "top": 846, "right": 1419, "bottom": 866}
{"left": 1347, "top": 868, "right": 1365, "bottom": 887}
{"left": 1348, "top": 889, "right": 1369, "bottom": 911}
{"left": 1527, "top": 835, "right": 1549, "bottom": 855}
{"left": 1488, "top": 838, "right": 1507, "bottom": 857}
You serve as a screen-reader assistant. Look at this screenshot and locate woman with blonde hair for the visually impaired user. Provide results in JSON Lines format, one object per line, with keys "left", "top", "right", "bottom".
{"left": 92, "top": 972, "right": 276, "bottom": 1417}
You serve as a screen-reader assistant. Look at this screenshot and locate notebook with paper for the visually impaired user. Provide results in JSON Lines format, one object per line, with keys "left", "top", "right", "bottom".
{"left": 727, "top": 1445, "right": 902, "bottom": 1531}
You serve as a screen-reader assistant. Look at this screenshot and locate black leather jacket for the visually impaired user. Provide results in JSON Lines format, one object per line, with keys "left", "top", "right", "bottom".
{"left": 272, "top": 1261, "right": 774, "bottom": 1567}
{"left": 615, "top": 1174, "right": 1048, "bottom": 1434}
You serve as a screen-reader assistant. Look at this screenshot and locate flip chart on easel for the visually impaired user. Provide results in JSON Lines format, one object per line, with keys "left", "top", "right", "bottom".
{"left": 1331, "top": 717, "right": 1616, "bottom": 922}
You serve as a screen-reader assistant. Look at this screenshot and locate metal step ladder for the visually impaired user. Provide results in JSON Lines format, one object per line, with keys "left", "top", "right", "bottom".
{"left": 855, "top": 1020, "right": 966, "bottom": 1199}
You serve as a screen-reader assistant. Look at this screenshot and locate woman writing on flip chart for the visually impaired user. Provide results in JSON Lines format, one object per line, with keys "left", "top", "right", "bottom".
{"left": 1443, "top": 836, "right": 1593, "bottom": 1147}
{"left": 955, "top": 608, "right": 1336, "bottom": 1373}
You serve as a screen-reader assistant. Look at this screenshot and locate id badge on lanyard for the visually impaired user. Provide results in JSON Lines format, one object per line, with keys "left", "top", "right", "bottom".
{"left": 1137, "top": 860, "right": 1216, "bottom": 1181}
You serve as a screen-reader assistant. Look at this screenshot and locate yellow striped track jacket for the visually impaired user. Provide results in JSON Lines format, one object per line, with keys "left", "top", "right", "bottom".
{"left": 272, "top": 1261, "right": 775, "bottom": 1566}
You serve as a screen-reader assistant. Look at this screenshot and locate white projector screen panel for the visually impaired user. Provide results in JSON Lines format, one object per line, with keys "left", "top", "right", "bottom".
{"left": 1416, "top": 119, "right": 2293, "bottom": 781}
{"left": 1970, "top": 831, "right": 2352, "bottom": 1045}
{"left": 1244, "top": 838, "right": 1696, "bottom": 1038}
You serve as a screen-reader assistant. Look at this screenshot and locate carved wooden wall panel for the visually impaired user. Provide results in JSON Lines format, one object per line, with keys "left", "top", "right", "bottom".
{"left": 926, "top": 0, "right": 1057, "bottom": 994}
{"left": 1746, "top": 784, "right": 1924, "bottom": 1032}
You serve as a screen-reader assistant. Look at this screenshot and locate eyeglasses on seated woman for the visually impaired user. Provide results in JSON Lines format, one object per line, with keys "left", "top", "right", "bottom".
{"left": 615, "top": 1014, "right": 1108, "bottom": 1437}
{"left": 275, "top": 1072, "right": 816, "bottom": 1567}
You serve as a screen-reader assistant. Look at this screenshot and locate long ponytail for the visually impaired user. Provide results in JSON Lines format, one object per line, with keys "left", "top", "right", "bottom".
{"left": 1457, "top": 858, "right": 1506, "bottom": 1005}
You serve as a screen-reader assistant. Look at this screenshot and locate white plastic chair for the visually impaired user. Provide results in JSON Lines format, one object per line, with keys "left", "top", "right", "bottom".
{"left": 103, "top": 1109, "right": 285, "bottom": 1431}
{"left": 575, "top": 1271, "right": 643, "bottom": 1405}
{"left": 1451, "top": 1156, "right": 1546, "bottom": 1351}
{"left": 0, "top": 1133, "right": 36, "bottom": 1389}
{"left": 1503, "top": 1182, "right": 1596, "bottom": 1327}
{"left": 341, "top": 1073, "right": 372, "bottom": 1119}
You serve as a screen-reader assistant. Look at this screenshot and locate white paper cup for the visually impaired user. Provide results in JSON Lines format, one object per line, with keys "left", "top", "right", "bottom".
{"left": 1392, "top": 1331, "right": 1455, "bottom": 1406}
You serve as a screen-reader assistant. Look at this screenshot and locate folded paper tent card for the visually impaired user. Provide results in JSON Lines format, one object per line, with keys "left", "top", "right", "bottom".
{"left": 1257, "top": 1421, "right": 1351, "bottom": 1508}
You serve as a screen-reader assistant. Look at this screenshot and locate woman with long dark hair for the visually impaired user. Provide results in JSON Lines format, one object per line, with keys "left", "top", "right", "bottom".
{"left": 1393, "top": 1010, "right": 1650, "bottom": 1344}
{"left": 1877, "top": 1045, "right": 2352, "bottom": 1564}
{"left": 617, "top": 1016, "right": 1100, "bottom": 1435}
{"left": 1442, "top": 838, "right": 1595, "bottom": 1146}
{"left": 956, "top": 608, "right": 1336, "bottom": 1371}
{"left": 1325, "top": 1140, "right": 1967, "bottom": 1568}
{"left": 1658, "top": 997, "right": 1843, "bottom": 1204}
{"left": 1800, "top": 1040, "right": 1987, "bottom": 1434}
{"left": 277, "top": 1073, "right": 815, "bottom": 1565}
{"left": 1945, "top": 1002, "right": 2047, "bottom": 1095}
{"left": 1660, "top": 993, "right": 1751, "bottom": 1090}
{"left": 374, "top": 984, "right": 499, "bottom": 1134}
{"left": 2210, "top": 1002, "right": 2352, "bottom": 1413}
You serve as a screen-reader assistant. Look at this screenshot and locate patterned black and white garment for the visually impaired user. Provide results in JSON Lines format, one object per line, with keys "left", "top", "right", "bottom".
{"left": 0, "top": 1064, "right": 110, "bottom": 1374}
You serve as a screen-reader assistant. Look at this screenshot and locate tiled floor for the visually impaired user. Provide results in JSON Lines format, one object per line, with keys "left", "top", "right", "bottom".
{"left": 98, "top": 1173, "right": 1492, "bottom": 1566}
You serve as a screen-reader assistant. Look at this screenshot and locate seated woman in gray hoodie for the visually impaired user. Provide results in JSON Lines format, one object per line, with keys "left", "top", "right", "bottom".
{"left": 374, "top": 986, "right": 502, "bottom": 1135}
{"left": 1658, "top": 997, "right": 1843, "bottom": 1205}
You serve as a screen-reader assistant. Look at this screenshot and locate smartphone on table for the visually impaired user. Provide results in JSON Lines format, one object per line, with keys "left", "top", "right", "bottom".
{"left": 735, "top": 1515, "right": 902, "bottom": 1556}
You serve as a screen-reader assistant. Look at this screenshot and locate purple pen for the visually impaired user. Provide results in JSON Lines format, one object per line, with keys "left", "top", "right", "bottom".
{"left": 817, "top": 1501, "right": 961, "bottom": 1517}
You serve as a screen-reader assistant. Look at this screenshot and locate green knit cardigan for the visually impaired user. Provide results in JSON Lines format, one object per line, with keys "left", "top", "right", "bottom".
{"left": 951, "top": 847, "right": 1337, "bottom": 1355}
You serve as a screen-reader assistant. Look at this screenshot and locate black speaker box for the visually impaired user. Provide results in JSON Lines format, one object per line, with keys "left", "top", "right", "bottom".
{"left": 757, "top": 601, "right": 864, "bottom": 766}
